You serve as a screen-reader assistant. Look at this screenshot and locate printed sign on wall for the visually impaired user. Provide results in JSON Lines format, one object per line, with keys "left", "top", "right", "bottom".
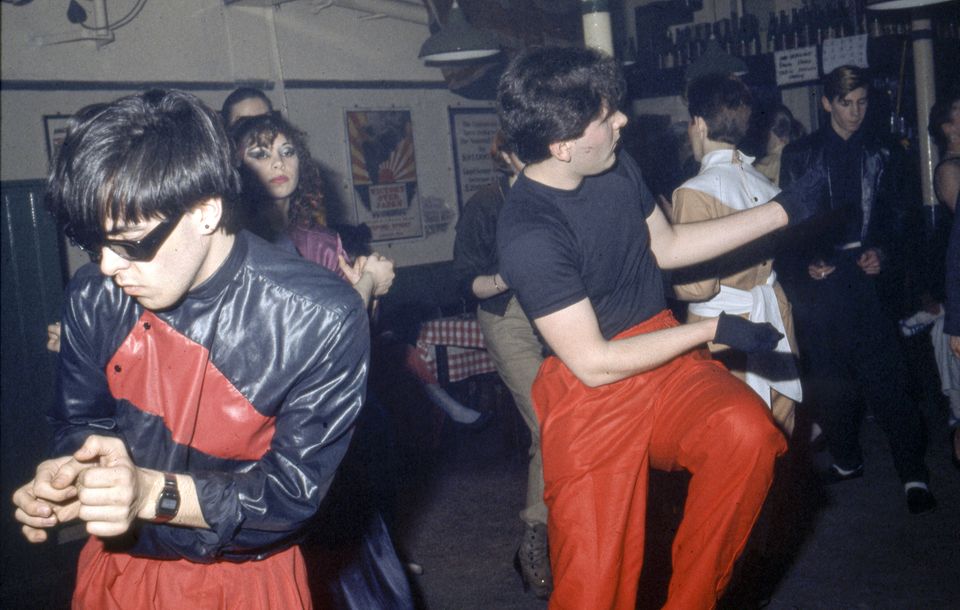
{"left": 449, "top": 108, "right": 501, "bottom": 213}
{"left": 346, "top": 110, "right": 423, "bottom": 242}
{"left": 774, "top": 46, "right": 820, "bottom": 87}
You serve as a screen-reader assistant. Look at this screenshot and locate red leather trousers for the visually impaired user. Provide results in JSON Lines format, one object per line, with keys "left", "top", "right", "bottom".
{"left": 533, "top": 310, "right": 787, "bottom": 610}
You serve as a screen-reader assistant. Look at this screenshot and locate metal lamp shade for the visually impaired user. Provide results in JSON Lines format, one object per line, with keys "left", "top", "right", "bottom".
{"left": 865, "top": 0, "right": 953, "bottom": 10}
{"left": 418, "top": 3, "right": 500, "bottom": 62}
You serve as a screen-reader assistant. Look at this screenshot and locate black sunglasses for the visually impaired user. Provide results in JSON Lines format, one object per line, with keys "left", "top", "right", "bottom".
{"left": 75, "top": 215, "right": 180, "bottom": 262}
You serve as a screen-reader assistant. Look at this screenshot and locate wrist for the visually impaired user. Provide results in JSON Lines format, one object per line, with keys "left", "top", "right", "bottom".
{"left": 136, "top": 468, "right": 165, "bottom": 521}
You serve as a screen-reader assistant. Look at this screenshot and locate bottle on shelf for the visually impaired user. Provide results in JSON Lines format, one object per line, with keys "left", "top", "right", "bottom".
{"left": 659, "top": 29, "right": 676, "bottom": 70}
{"left": 779, "top": 10, "right": 794, "bottom": 50}
{"left": 793, "top": 8, "right": 807, "bottom": 48}
{"left": 766, "top": 12, "right": 779, "bottom": 53}
{"left": 812, "top": 1, "right": 826, "bottom": 46}
{"left": 869, "top": 12, "right": 882, "bottom": 38}
{"left": 742, "top": 14, "right": 760, "bottom": 57}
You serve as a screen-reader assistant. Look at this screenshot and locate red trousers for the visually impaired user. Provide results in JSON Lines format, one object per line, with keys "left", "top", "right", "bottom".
{"left": 73, "top": 537, "right": 313, "bottom": 609}
{"left": 533, "top": 310, "right": 787, "bottom": 610}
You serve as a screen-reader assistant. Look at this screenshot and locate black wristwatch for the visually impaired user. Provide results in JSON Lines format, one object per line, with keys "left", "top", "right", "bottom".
{"left": 153, "top": 473, "right": 180, "bottom": 523}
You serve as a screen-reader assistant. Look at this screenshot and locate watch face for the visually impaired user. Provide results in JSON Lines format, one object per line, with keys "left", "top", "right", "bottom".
{"left": 159, "top": 495, "right": 179, "bottom": 513}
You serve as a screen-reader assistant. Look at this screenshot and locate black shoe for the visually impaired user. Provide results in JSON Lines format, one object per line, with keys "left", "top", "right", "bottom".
{"left": 514, "top": 524, "right": 552, "bottom": 600}
{"left": 819, "top": 463, "right": 864, "bottom": 485}
{"left": 906, "top": 487, "right": 937, "bottom": 515}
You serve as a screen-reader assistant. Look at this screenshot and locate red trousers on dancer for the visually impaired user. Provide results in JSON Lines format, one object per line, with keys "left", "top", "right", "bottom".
{"left": 532, "top": 310, "right": 787, "bottom": 610}
{"left": 73, "top": 537, "right": 313, "bottom": 609}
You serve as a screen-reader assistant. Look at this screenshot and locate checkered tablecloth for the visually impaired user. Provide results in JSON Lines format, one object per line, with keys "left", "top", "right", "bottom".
{"left": 415, "top": 315, "right": 496, "bottom": 384}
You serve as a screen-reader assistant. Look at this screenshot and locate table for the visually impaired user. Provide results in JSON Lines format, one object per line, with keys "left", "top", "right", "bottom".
{"left": 415, "top": 314, "right": 497, "bottom": 385}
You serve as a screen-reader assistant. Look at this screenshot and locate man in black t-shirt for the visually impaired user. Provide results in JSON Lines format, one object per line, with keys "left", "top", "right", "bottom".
{"left": 496, "top": 47, "right": 822, "bottom": 609}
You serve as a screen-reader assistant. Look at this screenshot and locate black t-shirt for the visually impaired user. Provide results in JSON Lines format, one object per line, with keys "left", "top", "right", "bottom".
{"left": 451, "top": 176, "right": 514, "bottom": 316}
{"left": 497, "top": 152, "right": 665, "bottom": 340}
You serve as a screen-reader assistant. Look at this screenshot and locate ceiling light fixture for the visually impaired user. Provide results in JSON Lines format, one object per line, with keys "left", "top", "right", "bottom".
{"left": 865, "top": 0, "right": 952, "bottom": 9}
{"left": 418, "top": 0, "right": 500, "bottom": 63}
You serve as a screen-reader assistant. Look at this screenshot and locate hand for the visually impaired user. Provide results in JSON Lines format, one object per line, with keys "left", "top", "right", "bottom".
{"left": 950, "top": 335, "right": 960, "bottom": 360}
{"left": 359, "top": 252, "right": 395, "bottom": 297}
{"left": 338, "top": 254, "right": 364, "bottom": 285}
{"left": 56, "top": 435, "right": 144, "bottom": 538}
{"left": 714, "top": 311, "right": 783, "bottom": 353}
{"left": 46, "top": 322, "right": 62, "bottom": 353}
{"left": 808, "top": 261, "right": 836, "bottom": 281}
{"left": 12, "top": 455, "right": 82, "bottom": 543}
{"left": 857, "top": 248, "right": 882, "bottom": 275}
{"left": 773, "top": 165, "right": 826, "bottom": 226}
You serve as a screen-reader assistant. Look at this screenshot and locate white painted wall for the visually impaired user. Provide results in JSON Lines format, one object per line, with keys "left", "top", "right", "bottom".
{"left": 1, "top": 0, "right": 494, "bottom": 267}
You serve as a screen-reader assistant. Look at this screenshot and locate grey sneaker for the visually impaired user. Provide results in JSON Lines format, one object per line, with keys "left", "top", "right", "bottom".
{"left": 513, "top": 523, "right": 552, "bottom": 599}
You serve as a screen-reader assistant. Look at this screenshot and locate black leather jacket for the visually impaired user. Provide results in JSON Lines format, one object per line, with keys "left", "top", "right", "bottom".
{"left": 52, "top": 231, "right": 369, "bottom": 563}
{"left": 777, "top": 126, "right": 912, "bottom": 285}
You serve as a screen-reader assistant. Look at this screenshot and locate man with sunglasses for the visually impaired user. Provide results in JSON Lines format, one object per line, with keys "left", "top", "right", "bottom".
{"left": 12, "top": 90, "right": 369, "bottom": 608}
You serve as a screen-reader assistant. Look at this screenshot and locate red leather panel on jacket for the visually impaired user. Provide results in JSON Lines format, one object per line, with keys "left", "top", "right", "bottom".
{"left": 106, "top": 310, "right": 274, "bottom": 461}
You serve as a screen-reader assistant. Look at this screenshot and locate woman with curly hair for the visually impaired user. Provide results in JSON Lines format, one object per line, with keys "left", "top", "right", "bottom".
{"left": 230, "top": 113, "right": 394, "bottom": 306}
{"left": 230, "top": 113, "right": 411, "bottom": 608}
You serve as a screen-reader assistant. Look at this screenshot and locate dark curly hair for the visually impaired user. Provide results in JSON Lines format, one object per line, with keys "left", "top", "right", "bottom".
{"left": 229, "top": 113, "right": 327, "bottom": 238}
{"left": 497, "top": 46, "right": 625, "bottom": 164}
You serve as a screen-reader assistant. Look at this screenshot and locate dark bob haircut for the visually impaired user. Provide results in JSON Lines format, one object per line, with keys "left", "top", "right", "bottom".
{"left": 221, "top": 86, "right": 273, "bottom": 126}
{"left": 686, "top": 74, "right": 753, "bottom": 146}
{"left": 46, "top": 89, "right": 242, "bottom": 253}
{"left": 497, "top": 46, "right": 625, "bottom": 164}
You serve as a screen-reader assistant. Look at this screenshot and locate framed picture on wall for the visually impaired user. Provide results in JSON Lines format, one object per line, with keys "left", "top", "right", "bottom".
{"left": 448, "top": 108, "right": 500, "bottom": 213}
{"left": 43, "top": 114, "right": 73, "bottom": 166}
{"left": 345, "top": 109, "right": 424, "bottom": 242}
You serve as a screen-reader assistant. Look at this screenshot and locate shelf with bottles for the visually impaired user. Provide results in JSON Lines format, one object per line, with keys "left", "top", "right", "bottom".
{"left": 626, "top": 0, "right": 958, "bottom": 100}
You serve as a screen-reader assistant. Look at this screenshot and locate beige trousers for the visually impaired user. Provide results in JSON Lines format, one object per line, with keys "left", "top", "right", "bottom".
{"left": 477, "top": 296, "right": 547, "bottom": 525}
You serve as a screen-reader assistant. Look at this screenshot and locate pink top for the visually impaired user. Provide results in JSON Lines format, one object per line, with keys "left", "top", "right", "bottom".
{"left": 287, "top": 225, "right": 349, "bottom": 281}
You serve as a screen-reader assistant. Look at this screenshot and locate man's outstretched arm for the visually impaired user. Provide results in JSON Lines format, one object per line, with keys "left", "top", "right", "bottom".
{"left": 648, "top": 199, "right": 787, "bottom": 270}
{"left": 649, "top": 166, "right": 824, "bottom": 270}
{"left": 535, "top": 299, "right": 779, "bottom": 388}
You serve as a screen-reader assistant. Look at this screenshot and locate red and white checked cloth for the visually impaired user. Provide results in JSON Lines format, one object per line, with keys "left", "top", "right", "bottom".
{"left": 415, "top": 315, "right": 496, "bottom": 384}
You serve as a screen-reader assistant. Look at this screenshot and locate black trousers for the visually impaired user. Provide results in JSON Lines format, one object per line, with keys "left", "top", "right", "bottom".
{"left": 784, "top": 255, "right": 928, "bottom": 484}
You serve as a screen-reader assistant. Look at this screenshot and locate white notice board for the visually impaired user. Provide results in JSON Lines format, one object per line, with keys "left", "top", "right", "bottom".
{"left": 822, "top": 34, "right": 869, "bottom": 74}
{"left": 775, "top": 46, "right": 820, "bottom": 87}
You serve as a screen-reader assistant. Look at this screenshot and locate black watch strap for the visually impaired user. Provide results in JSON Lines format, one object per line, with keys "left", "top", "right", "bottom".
{"left": 153, "top": 473, "right": 180, "bottom": 523}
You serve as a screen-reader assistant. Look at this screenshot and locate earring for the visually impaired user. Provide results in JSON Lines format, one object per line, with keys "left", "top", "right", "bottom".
{"left": 204, "top": 224, "right": 210, "bottom": 230}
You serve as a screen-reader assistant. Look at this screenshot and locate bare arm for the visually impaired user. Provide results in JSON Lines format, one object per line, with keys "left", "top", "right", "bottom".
{"left": 935, "top": 162, "right": 960, "bottom": 212}
{"left": 647, "top": 199, "right": 789, "bottom": 270}
{"left": 534, "top": 298, "right": 718, "bottom": 388}
{"left": 670, "top": 187, "right": 721, "bottom": 301}
{"left": 470, "top": 273, "right": 508, "bottom": 300}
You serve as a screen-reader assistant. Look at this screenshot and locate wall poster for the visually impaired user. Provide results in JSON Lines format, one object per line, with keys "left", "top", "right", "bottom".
{"left": 345, "top": 109, "right": 423, "bottom": 242}
{"left": 448, "top": 108, "right": 501, "bottom": 213}
{"left": 44, "top": 114, "right": 73, "bottom": 167}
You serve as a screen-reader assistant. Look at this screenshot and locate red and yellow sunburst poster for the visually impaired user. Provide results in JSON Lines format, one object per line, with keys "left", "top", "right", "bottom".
{"left": 345, "top": 110, "right": 423, "bottom": 241}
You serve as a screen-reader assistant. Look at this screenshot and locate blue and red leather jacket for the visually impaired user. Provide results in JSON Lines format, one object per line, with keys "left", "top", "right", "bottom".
{"left": 51, "top": 231, "right": 370, "bottom": 563}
